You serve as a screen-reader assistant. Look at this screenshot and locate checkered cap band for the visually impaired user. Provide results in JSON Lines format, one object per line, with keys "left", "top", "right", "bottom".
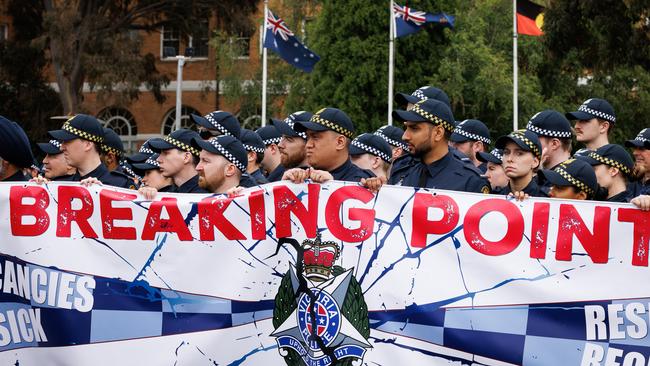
{"left": 511, "top": 131, "right": 541, "bottom": 159}
{"left": 243, "top": 143, "right": 265, "bottom": 154}
{"left": 633, "top": 131, "right": 649, "bottom": 143}
{"left": 49, "top": 140, "right": 62, "bottom": 149}
{"left": 374, "top": 131, "right": 408, "bottom": 150}
{"left": 164, "top": 136, "right": 200, "bottom": 156}
{"left": 309, "top": 114, "right": 355, "bottom": 139}
{"left": 412, "top": 88, "right": 427, "bottom": 101}
{"left": 588, "top": 151, "right": 631, "bottom": 175}
{"left": 411, "top": 102, "right": 455, "bottom": 132}
{"left": 144, "top": 156, "right": 160, "bottom": 168}
{"left": 62, "top": 122, "right": 104, "bottom": 143}
{"left": 120, "top": 161, "right": 142, "bottom": 179}
{"left": 139, "top": 145, "right": 154, "bottom": 154}
{"left": 526, "top": 122, "right": 573, "bottom": 139}
{"left": 206, "top": 138, "right": 246, "bottom": 172}
{"left": 204, "top": 113, "right": 231, "bottom": 136}
{"left": 453, "top": 126, "right": 491, "bottom": 144}
{"left": 554, "top": 167, "right": 594, "bottom": 196}
{"left": 101, "top": 143, "right": 122, "bottom": 155}
{"left": 578, "top": 104, "right": 616, "bottom": 123}
{"left": 284, "top": 117, "right": 307, "bottom": 139}
{"left": 262, "top": 137, "right": 282, "bottom": 146}
{"left": 351, "top": 139, "right": 391, "bottom": 163}
{"left": 490, "top": 149, "right": 503, "bottom": 161}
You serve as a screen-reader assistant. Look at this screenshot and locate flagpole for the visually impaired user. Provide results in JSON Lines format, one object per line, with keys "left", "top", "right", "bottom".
{"left": 512, "top": 0, "right": 518, "bottom": 131}
{"left": 261, "top": 0, "right": 269, "bottom": 127}
{"left": 388, "top": 0, "right": 395, "bottom": 126}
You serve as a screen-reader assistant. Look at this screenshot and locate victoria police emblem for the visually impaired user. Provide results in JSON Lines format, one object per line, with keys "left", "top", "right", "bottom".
{"left": 271, "top": 234, "right": 371, "bottom": 366}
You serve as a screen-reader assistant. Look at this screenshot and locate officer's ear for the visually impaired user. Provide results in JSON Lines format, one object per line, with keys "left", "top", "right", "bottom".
{"left": 609, "top": 166, "right": 620, "bottom": 178}
{"left": 247, "top": 151, "right": 256, "bottom": 163}
{"left": 224, "top": 163, "right": 237, "bottom": 177}
{"left": 334, "top": 134, "right": 348, "bottom": 151}
{"left": 575, "top": 190, "right": 588, "bottom": 200}
{"left": 432, "top": 125, "right": 445, "bottom": 142}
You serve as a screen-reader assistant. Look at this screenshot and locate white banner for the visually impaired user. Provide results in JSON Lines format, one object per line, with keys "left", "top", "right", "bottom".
{"left": 0, "top": 181, "right": 648, "bottom": 366}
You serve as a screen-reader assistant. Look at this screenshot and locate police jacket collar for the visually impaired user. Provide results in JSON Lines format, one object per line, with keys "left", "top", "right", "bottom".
{"left": 176, "top": 174, "right": 206, "bottom": 194}
{"left": 75, "top": 163, "right": 108, "bottom": 181}
{"left": 3, "top": 170, "right": 28, "bottom": 182}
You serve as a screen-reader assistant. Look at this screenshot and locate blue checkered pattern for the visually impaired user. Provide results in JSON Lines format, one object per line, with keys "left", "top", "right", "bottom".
{"left": 368, "top": 298, "right": 640, "bottom": 365}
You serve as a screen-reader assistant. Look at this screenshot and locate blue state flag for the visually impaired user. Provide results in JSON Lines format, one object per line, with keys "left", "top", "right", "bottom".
{"left": 264, "top": 9, "right": 320, "bottom": 72}
{"left": 393, "top": 3, "right": 455, "bottom": 38}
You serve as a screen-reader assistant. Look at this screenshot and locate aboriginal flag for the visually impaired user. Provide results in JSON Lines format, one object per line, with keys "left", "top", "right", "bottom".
{"left": 516, "top": 0, "right": 544, "bottom": 36}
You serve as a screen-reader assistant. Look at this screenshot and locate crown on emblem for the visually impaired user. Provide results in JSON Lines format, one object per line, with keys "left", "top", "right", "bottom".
{"left": 302, "top": 233, "right": 340, "bottom": 282}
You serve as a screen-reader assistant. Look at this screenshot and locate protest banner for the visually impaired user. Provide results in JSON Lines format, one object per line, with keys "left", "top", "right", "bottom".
{"left": 0, "top": 181, "right": 648, "bottom": 365}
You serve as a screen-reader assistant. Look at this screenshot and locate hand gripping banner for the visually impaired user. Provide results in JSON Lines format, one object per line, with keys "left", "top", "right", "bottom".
{"left": 0, "top": 181, "right": 649, "bottom": 365}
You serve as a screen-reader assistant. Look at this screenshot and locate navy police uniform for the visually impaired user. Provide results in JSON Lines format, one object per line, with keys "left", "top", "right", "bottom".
{"left": 240, "top": 129, "right": 268, "bottom": 185}
{"left": 36, "top": 139, "right": 75, "bottom": 181}
{"left": 48, "top": 114, "right": 134, "bottom": 189}
{"left": 625, "top": 128, "right": 650, "bottom": 197}
{"left": 0, "top": 116, "right": 36, "bottom": 182}
{"left": 538, "top": 159, "right": 599, "bottom": 200}
{"left": 389, "top": 99, "right": 490, "bottom": 193}
{"left": 577, "top": 144, "right": 634, "bottom": 202}
{"left": 256, "top": 124, "right": 285, "bottom": 182}
{"left": 192, "top": 135, "right": 248, "bottom": 192}
{"left": 149, "top": 129, "right": 208, "bottom": 194}
{"left": 294, "top": 107, "right": 374, "bottom": 182}
{"left": 449, "top": 119, "right": 492, "bottom": 173}
{"left": 494, "top": 129, "right": 548, "bottom": 197}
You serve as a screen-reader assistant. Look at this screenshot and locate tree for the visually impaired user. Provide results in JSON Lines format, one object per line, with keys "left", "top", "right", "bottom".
{"left": 0, "top": 1, "right": 62, "bottom": 145}
{"left": 41, "top": 0, "right": 260, "bottom": 115}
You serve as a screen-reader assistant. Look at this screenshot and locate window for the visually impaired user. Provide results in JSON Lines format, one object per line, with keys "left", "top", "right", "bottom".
{"left": 189, "top": 21, "right": 209, "bottom": 58}
{"left": 97, "top": 107, "right": 138, "bottom": 154}
{"left": 161, "top": 26, "right": 180, "bottom": 58}
{"left": 0, "top": 24, "right": 7, "bottom": 42}
{"left": 230, "top": 33, "right": 251, "bottom": 59}
{"left": 161, "top": 106, "right": 200, "bottom": 135}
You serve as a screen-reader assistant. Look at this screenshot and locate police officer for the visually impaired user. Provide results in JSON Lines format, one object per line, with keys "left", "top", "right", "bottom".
{"left": 131, "top": 153, "right": 174, "bottom": 192}
{"left": 101, "top": 127, "right": 139, "bottom": 187}
{"left": 387, "top": 99, "right": 489, "bottom": 193}
{"left": 566, "top": 98, "right": 616, "bottom": 151}
{"left": 495, "top": 129, "right": 546, "bottom": 197}
{"left": 127, "top": 139, "right": 156, "bottom": 164}
{"left": 577, "top": 144, "right": 634, "bottom": 202}
{"left": 476, "top": 148, "right": 508, "bottom": 192}
{"left": 48, "top": 114, "right": 133, "bottom": 188}
{"left": 0, "top": 116, "right": 36, "bottom": 182}
{"left": 193, "top": 135, "right": 247, "bottom": 194}
{"left": 526, "top": 110, "right": 573, "bottom": 170}
{"left": 37, "top": 139, "right": 76, "bottom": 181}
{"left": 148, "top": 128, "right": 207, "bottom": 193}
{"left": 273, "top": 111, "right": 312, "bottom": 170}
{"left": 538, "top": 159, "right": 598, "bottom": 200}
{"left": 256, "top": 124, "right": 284, "bottom": 182}
{"left": 286, "top": 107, "right": 374, "bottom": 183}
{"left": 395, "top": 85, "right": 451, "bottom": 110}
{"left": 449, "top": 119, "right": 491, "bottom": 172}
{"left": 625, "top": 128, "right": 650, "bottom": 197}
{"left": 240, "top": 128, "right": 268, "bottom": 185}
{"left": 349, "top": 133, "right": 393, "bottom": 179}
{"left": 374, "top": 125, "right": 409, "bottom": 160}
{"left": 191, "top": 110, "right": 242, "bottom": 140}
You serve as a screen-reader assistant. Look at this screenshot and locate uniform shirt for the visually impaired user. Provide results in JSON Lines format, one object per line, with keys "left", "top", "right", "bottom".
{"left": 267, "top": 165, "right": 286, "bottom": 182}
{"left": 72, "top": 163, "right": 134, "bottom": 189}
{"left": 159, "top": 185, "right": 175, "bottom": 193}
{"left": 2, "top": 170, "right": 28, "bottom": 182}
{"left": 330, "top": 159, "right": 374, "bottom": 182}
{"left": 477, "top": 162, "right": 487, "bottom": 174}
{"left": 496, "top": 178, "right": 548, "bottom": 197}
{"left": 627, "top": 179, "right": 650, "bottom": 200}
{"left": 175, "top": 175, "right": 207, "bottom": 194}
{"left": 389, "top": 151, "right": 490, "bottom": 193}
{"left": 607, "top": 190, "right": 629, "bottom": 203}
{"left": 52, "top": 174, "right": 76, "bottom": 181}
{"left": 239, "top": 173, "right": 258, "bottom": 188}
{"left": 250, "top": 169, "right": 268, "bottom": 185}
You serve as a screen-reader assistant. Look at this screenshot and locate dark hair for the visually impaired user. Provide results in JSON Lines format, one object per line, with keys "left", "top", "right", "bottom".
{"left": 192, "top": 154, "right": 200, "bottom": 166}
{"left": 255, "top": 151, "right": 265, "bottom": 165}
{"left": 560, "top": 138, "right": 572, "bottom": 152}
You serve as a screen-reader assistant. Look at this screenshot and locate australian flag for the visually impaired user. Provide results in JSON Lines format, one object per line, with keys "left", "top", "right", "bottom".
{"left": 393, "top": 3, "right": 455, "bottom": 38}
{"left": 264, "top": 9, "right": 320, "bottom": 72}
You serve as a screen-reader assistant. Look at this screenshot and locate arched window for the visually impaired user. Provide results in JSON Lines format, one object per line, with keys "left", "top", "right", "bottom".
{"left": 161, "top": 106, "right": 201, "bottom": 135}
{"left": 241, "top": 114, "right": 261, "bottom": 129}
{"left": 97, "top": 107, "right": 138, "bottom": 153}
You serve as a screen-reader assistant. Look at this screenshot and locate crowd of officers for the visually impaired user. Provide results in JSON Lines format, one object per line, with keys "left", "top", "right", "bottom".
{"left": 0, "top": 84, "right": 649, "bottom": 209}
